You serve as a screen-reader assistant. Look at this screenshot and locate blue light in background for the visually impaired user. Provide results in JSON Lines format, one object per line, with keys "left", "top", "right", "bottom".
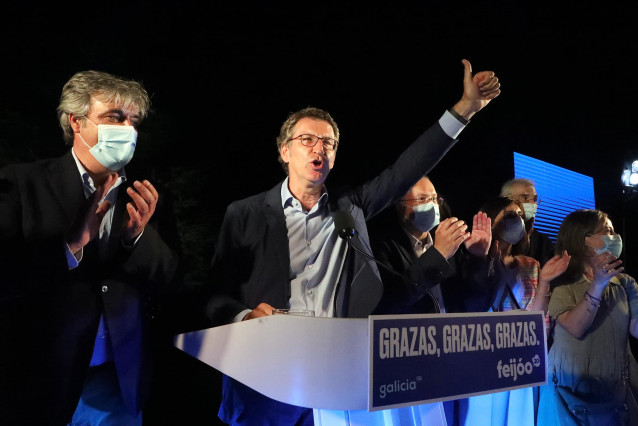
{"left": 514, "top": 152, "right": 596, "bottom": 242}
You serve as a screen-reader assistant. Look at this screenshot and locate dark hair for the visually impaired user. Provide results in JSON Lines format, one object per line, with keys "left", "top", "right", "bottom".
{"left": 479, "top": 196, "right": 529, "bottom": 252}
{"left": 555, "top": 209, "right": 608, "bottom": 283}
{"left": 393, "top": 175, "right": 449, "bottom": 221}
{"left": 479, "top": 196, "right": 522, "bottom": 225}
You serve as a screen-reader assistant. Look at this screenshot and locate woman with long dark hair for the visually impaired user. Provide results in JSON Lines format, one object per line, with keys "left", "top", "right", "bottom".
{"left": 460, "top": 196, "right": 569, "bottom": 426}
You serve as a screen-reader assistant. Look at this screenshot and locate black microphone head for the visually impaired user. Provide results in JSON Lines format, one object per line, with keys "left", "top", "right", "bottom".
{"left": 334, "top": 210, "right": 356, "bottom": 239}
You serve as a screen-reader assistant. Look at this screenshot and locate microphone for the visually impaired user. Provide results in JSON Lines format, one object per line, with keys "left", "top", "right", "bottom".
{"left": 334, "top": 210, "right": 356, "bottom": 240}
{"left": 334, "top": 210, "right": 441, "bottom": 313}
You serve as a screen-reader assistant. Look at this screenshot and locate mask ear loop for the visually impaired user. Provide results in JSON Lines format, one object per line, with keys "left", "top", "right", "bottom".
{"left": 584, "top": 234, "right": 616, "bottom": 257}
{"left": 78, "top": 117, "right": 98, "bottom": 150}
{"left": 79, "top": 134, "right": 94, "bottom": 151}
{"left": 83, "top": 116, "right": 98, "bottom": 128}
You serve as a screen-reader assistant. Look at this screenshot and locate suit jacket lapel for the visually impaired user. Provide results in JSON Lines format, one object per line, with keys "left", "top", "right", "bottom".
{"left": 46, "top": 151, "right": 86, "bottom": 232}
{"left": 396, "top": 232, "right": 417, "bottom": 268}
{"left": 264, "top": 182, "right": 290, "bottom": 284}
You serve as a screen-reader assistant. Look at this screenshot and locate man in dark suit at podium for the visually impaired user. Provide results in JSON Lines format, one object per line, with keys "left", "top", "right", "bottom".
{"left": 204, "top": 59, "right": 501, "bottom": 425}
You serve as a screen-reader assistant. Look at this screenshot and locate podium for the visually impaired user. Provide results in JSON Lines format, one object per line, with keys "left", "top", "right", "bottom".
{"left": 174, "top": 311, "right": 547, "bottom": 419}
{"left": 174, "top": 315, "right": 369, "bottom": 410}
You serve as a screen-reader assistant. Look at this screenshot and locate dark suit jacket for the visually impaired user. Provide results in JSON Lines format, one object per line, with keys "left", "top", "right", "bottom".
{"left": 369, "top": 207, "right": 492, "bottom": 314}
{"left": 527, "top": 228, "right": 556, "bottom": 267}
{"left": 512, "top": 222, "right": 556, "bottom": 268}
{"left": 205, "top": 122, "right": 457, "bottom": 325}
{"left": 0, "top": 151, "right": 181, "bottom": 425}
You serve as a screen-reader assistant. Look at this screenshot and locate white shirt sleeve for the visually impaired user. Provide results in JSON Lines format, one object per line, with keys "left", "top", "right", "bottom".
{"left": 438, "top": 110, "right": 467, "bottom": 139}
{"left": 233, "top": 309, "right": 253, "bottom": 323}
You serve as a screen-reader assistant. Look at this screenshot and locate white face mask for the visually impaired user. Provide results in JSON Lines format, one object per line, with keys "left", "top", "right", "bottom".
{"left": 409, "top": 202, "right": 440, "bottom": 232}
{"left": 588, "top": 234, "right": 623, "bottom": 258}
{"left": 522, "top": 202, "right": 537, "bottom": 221}
{"left": 499, "top": 214, "right": 526, "bottom": 245}
{"left": 80, "top": 118, "right": 137, "bottom": 171}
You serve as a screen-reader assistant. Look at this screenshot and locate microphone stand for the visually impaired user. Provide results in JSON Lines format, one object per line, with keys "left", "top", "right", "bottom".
{"left": 340, "top": 228, "right": 442, "bottom": 314}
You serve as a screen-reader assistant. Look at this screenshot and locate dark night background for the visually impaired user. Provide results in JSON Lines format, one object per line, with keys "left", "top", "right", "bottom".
{"left": 2, "top": 1, "right": 638, "bottom": 424}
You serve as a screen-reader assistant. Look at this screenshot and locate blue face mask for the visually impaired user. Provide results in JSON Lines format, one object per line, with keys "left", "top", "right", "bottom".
{"left": 499, "top": 215, "right": 526, "bottom": 245}
{"left": 409, "top": 202, "right": 440, "bottom": 232}
{"left": 592, "top": 234, "right": 623, "bottom": 258}
{"left": 80, "top": 118, "right": 137, "bottom": 171}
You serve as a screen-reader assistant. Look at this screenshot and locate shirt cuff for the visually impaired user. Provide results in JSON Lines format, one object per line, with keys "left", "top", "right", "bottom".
{"left": 233, "top": 309, "right": 252, "bottom": 323}
{"left": 439, "top": 110, "right": 467, "bottom": 139}
{"left": 122, "top": 231, "right": 144, "bottom": 249}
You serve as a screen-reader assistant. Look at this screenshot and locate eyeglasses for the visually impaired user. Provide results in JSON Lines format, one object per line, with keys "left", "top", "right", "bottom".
{"left": 516, "top": 193, "right": 539, "bottom": 204}
{"left": 400, "top": 195, "right": 444, "bottom": 206}
{"left": 288, "top": 134, "right": 339, "bottom": 151}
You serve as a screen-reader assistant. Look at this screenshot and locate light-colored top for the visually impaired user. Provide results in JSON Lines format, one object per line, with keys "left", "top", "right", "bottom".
{"left": 282, "top": 178, "right": 346, "bottom": 317}
{"left": 502, "top": 255, "right": 540, "bottom": 311}
{"left": 548, "top": 273, "right": 638, "bottom": 394}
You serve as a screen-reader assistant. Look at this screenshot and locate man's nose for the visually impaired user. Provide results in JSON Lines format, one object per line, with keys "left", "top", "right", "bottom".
{"left": 312, "top": 139, "right": 326, "bottom": 155}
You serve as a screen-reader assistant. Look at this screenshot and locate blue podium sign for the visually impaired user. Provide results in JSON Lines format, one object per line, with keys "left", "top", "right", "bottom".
{"left": 368, "top": 311, "right": 547, "bottom": 411}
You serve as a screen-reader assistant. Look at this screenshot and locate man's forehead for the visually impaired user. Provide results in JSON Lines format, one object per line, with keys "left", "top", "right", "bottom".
{"left": 410, "top": 178, "right": 436, "bottom": 195}
{"left": 90, "top": 97, "right": 140, "bottom": 116}
{"left": 512, "top": 183, "right": 536, "bottom": 195}
{"left": 294, "top": 118, "right": 334, "bottom": 135}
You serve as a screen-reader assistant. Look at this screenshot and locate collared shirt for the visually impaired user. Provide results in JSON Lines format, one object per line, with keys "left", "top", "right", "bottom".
{"left": 281, "top": 177, "right": 347, "bottom": 318}
{"left": 405, "top": 230, "right": 434, "bottom": 258}
{"left": 64, "top": 149, "right": 127, "bottom": 268}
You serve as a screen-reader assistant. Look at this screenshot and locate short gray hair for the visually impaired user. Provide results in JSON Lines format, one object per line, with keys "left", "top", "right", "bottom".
{"left": 500, "top": 178, "right": 535, "bottom": 198}
{"left": 57, "top": 70, "right": 150, "bottom": 145}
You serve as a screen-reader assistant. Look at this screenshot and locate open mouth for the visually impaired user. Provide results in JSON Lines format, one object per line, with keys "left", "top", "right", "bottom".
{"left": 311, "top": 159, "right": 323, "bottom": 167}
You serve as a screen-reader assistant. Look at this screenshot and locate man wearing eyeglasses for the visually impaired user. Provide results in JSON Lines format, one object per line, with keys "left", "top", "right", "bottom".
{"left": 501, "top": 178, "right": 555, "bottom": 266}
{"left": 370, "top": 176, "right": 493, "bottom": 315}
{"left": 205, "top": 59, "right": 501, "bottom": 425}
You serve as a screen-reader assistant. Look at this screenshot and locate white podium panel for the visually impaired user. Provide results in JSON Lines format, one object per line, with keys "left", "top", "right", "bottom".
{"left": 175, "top": 310, "right": 547, "bottom": 421}
{"left": 175, "top": 315, "right": 369, "bottom": 410}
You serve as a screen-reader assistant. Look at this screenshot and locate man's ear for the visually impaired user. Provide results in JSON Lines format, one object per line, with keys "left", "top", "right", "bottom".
{"left": 69, "top": 113, "right": 83, "bottom": 134}
{"left": 280, "top": 143, "right": 290, "bottom": 164}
